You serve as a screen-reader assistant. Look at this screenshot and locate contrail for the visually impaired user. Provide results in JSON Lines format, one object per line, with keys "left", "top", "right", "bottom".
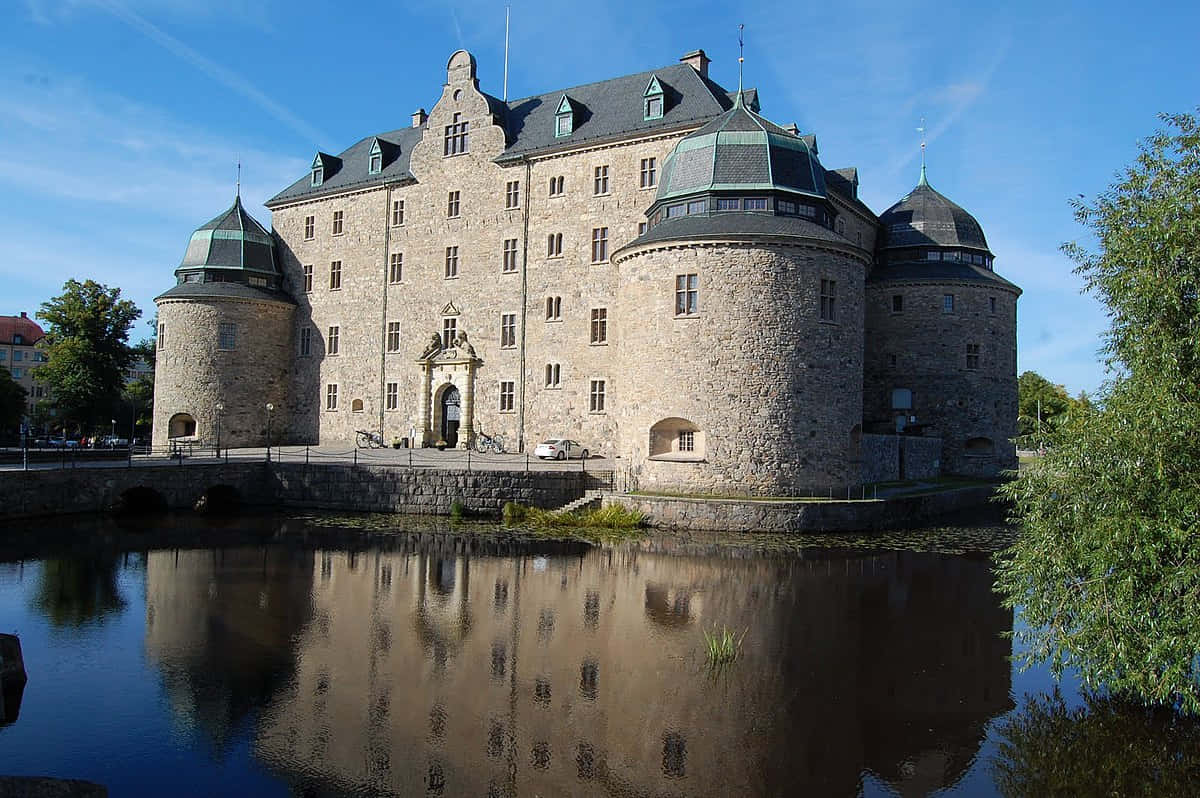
{"left": 95, "top": 0, "right": 328, "bottom": 147}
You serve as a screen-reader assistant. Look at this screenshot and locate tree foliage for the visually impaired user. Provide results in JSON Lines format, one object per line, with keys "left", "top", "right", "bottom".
{"left": 996, "top": 111, "right": 1200, "bottom": 712}
{"left": 35, "top": 279, "right": 141, "bottom": 430}
{"left": 1016, "top": 370, "right": 1089, "bottom": 442}
{"left": 0, "top": 367, "right": 27, "bottom": 434}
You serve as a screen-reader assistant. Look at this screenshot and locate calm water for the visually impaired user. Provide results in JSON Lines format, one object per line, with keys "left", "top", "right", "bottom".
{"left": 0, "top": 512, "right": 1196, "bottom": 797}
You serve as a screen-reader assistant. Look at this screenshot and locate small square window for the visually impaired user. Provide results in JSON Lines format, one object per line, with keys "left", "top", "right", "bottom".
{"left": 678, "top": 430, "right": 694, "bottom": 452}
{"left": 638, "top": 222, "right": 648, "bottom": 236}
{"left": 645, "top": 95, "right": 663, "bottom": 120}
{"left": 304, "top": 215, "right": 315, "bottom": 240}
{"left": 716, "top": 198, "right": 740, "bottom": 211}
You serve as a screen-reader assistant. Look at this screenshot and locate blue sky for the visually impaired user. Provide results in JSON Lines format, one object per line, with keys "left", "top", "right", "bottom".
{"left": 4, "top": 0, "right": 1197, "bottom": 395}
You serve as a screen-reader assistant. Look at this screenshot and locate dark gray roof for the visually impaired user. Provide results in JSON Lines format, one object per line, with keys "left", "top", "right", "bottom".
{"left": 179, "top": 196, "right": 278, "bottom": 275}
{"left": 616, "top": 211, "right": 847, "bottom": 254}
{"left": 268, "top": 62, "right": 741, "bottom": 206}
{"left": 867, "top": 261, "right": 1020, "bottom": 292}
{"left": 654, "top": 97, "right": 827, "bottom": 204}
{"left": 155, "top": 281, "right": 296, "bottom": 305}
{"left": 268, "top": 126, "right": 423, "bottom": 206}
{"left": 496, "top": 63, "right": 735, "bottom": 161}
{"left": 878, "top": 171, "right": 989, "bottom": 251}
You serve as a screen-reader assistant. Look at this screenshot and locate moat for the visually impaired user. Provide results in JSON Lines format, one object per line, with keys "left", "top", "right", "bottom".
{"left": 1, "top": 512, "right": 1197, "bottom": 796}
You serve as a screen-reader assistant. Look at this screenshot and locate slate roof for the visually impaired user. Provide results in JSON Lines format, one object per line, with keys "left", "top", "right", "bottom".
{"left": 653, "top": 96, "right": 827, "bottom": 205}
{"left": 155, "top": 281, "right": 296, "bottom": 305}
{"left": 0, "top": 315, "right": 45, "bottom": 346}
{"left": 867, "top": 261, "right": 1020, "bottom": 292}
{"left": 616, "top": 211, "right": 846, "bottom": 254}
{"left": 267, "top": 62, "right": 742, "bottom": 206}
{"left": 878, "top": 172, "right": 989, "bottom": 251}
{"left": 179, "top": 196, "right": 279, "bottom": 275}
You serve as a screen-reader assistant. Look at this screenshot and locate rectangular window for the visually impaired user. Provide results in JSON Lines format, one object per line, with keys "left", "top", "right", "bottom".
{"left": 326, "top": 383, "right": 338, "bottom": 411}
{"left": 442, "top": 317, "right": 457, "bottom": 348}
{"left": 304, "top": 215, "right": 315, "bottom": 240}
{"left": 989, "top": 296, "right": 997, "bottom": 314}
{"left": 687, "top": 199, "right": 707, "bottom": 214}
{"left": 544, "top": 363, "right": 561, "bottom": 388}
{"left": 303, "top": 263, "right": 313, "bottom": 292}
{"left": 447, "top": 191, "right": 460, "bottom": 218}
{"left": 332, "top": 210, "right": 344, "bottom": 235}
{"left": 499, "top": 380, "right": 515, "bottom": 412}
{"left": 678, "top": 430, "right": 694, "bottom": 452}
{"left": 11, "top": 368, "right": 20, "bottom": 378}
{"left": 300, "top": 327, "right": 312, "bottom": 356}
{"left": 500, "top": 313, "right": 516, "bottom": 348}
{"left": 444, "top": 112, "right": 468, "bottom": 156}
{"left": 589, "top": 380, "right": 606, "bottom": 413}
{"left": 640, "top": 157, "right": 657, "bottom": 188}
{"left": 966, "top": 343, "right": 981, "bottom": 370}
{"left": 892, "top": 294, "right": 903, "bottom": 313}
{"left": 329, "top": 260, "right": 342, "bottom": 290}
{"left": 327, "top": 325, "right": 340, "bottom": 355}
{"left": 549, "top": 176, "right": 564, "bottom": 197}
{"left": 928, "top": 251, "right": 941, "bottom": 261}
{"left": 820, "top": 279, "right": 837, "bottom": 322}
{"left": 591, "top": 227, "right": 609, "bottom": 263}
{"left": 445, "top": 246, "right": 459, "bottom": 279}
{"left": 545, "top": 296, "right": 562, "bottom": 321}
{"left": 391, "top": 199, "right": 405, "bottom": 226}
{"left": 217, "top": 322, "right": 237, "bottom": 351}
{"left": 503, "top": 238, "right": 518, "bottom": 273}
{"left": 593, "top": 165, "right": 609, "bottom": 196}
{"left": 547, "top": 232, "right": 562, "bottom": 258}
{"left": 638, "top": 222, "right": 648, "bottom": 235}
{"left": 744, "top": 198, "right": 767, "bottom": 210}
{"left": 389, "top": 252, "right": 403, "bottom": 284}
{"left": 943, "top": 294, "right": 955, "bottom": 313}
{"left": 385, "top": 382, "right": 398, "bottom": 411}
{"left": 505, "top": 180, "right": 520, "bottom": 209}
{"left": 157, "top": 323, "right": 166, "bottom": 350}
{"left": 590, "top": 308, "right": 607, "bottom": 344}
{"left": 387, "top": 321, "right": 401, "bottom": 353}
{"left": 675, "top": 273, "right": 698, "bottom": 316}
{"left": 716, "top": 198, "right": 740, "bottom": 211}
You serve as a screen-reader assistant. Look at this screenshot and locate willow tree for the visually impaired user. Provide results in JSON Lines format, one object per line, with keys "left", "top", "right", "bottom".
{"left": 996, "top": 111, "right": 1200, "bottom": 712}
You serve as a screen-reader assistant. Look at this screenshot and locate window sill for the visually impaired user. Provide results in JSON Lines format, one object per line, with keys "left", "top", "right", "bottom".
{"left": 500, "top": 345, "right": 517, "bottom": 351}
{"left": 673, "top": 313, "right": 701, "bottom": 320}
{"left": 589, "top": 341, "right": 608, "bottom": 347}
{"left": 544, "top": 385, "right": 562, "bottom": 390}
{"left": 591, "top": 260, "right": 610, "bottom": 266}
{"left": 546, "top": 318, "right": 563, "bottom": 324}
{"left": 499, "top": 409, "right": 516, "bottom": 415}
{"left": 502, "top": 269, "right": 518, "bottom": 275}
{"left": 547, "top": 254, "right": 563, "bottom": 260}
{"left": 332, "top": 232, "right": 344, "bottom": 237}
{"left": 303, "top": 237, "right": 314, "bottom": 242}
{"left": 648, "top": 454, "right": 706, "bottom": 463}
{"left": 329, "top": 287, "right": 342, "bottom": 292}
{"left": 593, "top": 193, "right": 611, "bottom": 198}
{"left": 445, "top": 275, "right": 460, "bottom": 280}
{"left": 588, "top": 411, "right": 607, "bottom": 415}
{"left": 390, "top": 223, "right": 404, "bottom": 229}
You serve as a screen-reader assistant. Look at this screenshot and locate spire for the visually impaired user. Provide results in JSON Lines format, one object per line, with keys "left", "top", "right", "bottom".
{"left": 916, "top": 117, "right": 928, "bottom": 186}
{"left": 734, "top": 23, "right": 745, "bottom": 107}
{"left": 236, "top": 159, "right": 242, "bottom": 199}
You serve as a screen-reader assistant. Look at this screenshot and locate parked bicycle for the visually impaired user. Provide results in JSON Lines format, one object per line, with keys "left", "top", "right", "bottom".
{"left": 356, "top": 429, "right": 385, "bottom": 449}
{"left": 474, "top": 430, "right": 506, "bottom": 454}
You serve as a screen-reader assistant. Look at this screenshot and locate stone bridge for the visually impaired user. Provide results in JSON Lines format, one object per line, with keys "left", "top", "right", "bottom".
{"left": 0, "top": 462, "right": 604, "bottom": 521}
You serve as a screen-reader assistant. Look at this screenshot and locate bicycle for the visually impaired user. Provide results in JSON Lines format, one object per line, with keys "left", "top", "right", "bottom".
{"left": 474, "top": 430, "right": 506, "bottom": 454}
{"left": 356, "top": 429, "right": 385, "bottom": 449}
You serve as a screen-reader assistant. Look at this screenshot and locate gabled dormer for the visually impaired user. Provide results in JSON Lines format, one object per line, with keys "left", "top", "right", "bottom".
{"left": 643, "top": 75, "right": 665, "bottom": 121}
{"left": 554, "top": 94, "right": 575, "bottom": 138}
{"left": 311, "top": 152, "right": 330, "bottom": 187}
{"left": 368, "top": 139, "right": 384, "bottom": 174}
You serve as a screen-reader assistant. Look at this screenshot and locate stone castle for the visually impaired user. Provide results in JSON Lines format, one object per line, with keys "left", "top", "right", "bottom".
{"left": 152, "top": 48, "right": 1020, "bottom": 495}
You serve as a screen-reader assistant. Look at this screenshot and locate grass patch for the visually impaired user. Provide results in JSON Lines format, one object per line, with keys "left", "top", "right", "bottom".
{"left": 502, "top": 502, "right": 647, "bottom": 543}
{"left": 702, "top": 625, "right": 746, "bottom": 667}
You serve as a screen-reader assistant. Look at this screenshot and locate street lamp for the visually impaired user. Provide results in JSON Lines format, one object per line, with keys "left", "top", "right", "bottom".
{"left": 215, "top": 402, "right": 224, "bottom": 456}
{"left": 110, "top": 418, "right": 116, "bottom": 441}
{"left": 266, "top": 403, "right": 274, "bottom": 462}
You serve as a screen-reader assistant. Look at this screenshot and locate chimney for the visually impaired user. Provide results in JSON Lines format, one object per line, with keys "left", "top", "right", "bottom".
{"left": 783, "top": 123, "right": 799, "bottom": 136}
{"left": 20, "top": 311, "right": 27, "bottom": 318}
{"left": 412, "top": 108, "right": 428, "bottom": 128}
{"left": 679, "top": 49, "right": 710, "bottom": 79}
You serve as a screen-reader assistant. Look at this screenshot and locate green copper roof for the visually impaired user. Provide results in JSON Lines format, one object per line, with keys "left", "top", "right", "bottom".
{"left": 178, "top": 195, "right": 278, "bottom": 276}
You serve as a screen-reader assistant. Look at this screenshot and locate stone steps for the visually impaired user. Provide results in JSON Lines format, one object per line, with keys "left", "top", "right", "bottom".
{"left": 555, "top": 490, "right": 606, "bottom": 514}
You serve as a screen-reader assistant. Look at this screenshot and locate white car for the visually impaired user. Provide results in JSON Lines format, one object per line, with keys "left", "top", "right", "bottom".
{"left": 534, "top": 439, "right": 590, "bottom": 460}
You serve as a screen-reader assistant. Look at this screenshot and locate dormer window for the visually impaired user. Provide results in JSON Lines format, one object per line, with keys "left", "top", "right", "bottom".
{"left": 554, "top": 95, "right": 574, "bottom": 137}
{"left": 310, "top": 153, "right": 326, "bottom": 187}
{"left": 368, "top": 140, "right": 383, "bottom": 174}
{"left": 643, "top": 75, "right": 664, "bottom": 121}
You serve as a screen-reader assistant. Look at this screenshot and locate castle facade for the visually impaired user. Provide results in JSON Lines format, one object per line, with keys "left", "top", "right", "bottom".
{"left": 152, "top": 48, "right": 1020, "bottom": 495}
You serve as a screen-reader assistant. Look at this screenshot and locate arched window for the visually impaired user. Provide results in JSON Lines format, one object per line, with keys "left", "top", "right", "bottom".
{"left": 648, "top": 418, "right": 704, "bottom": 460}
{"left": 168, "top": 413, "right": 197, "bottom": 439}
{"left": 965, "top": 437, "right": 995, "bottom": 454}
{"left": 351, "top": 399, "right": 364, "bottom": 412}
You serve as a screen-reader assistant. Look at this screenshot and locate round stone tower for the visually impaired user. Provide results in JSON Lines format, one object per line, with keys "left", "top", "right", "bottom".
{"left": 864, "top": 168, "right": 1021, "bottom": 476}
{"left": 612, "top": 95, "right": 870, "bottom": 496}
{"left": 152, "top": 196, "right": 295, "bottom": 450}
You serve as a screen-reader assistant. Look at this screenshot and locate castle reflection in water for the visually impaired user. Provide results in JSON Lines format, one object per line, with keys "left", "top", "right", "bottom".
{"left": 143, "top": 528, "right": 1012, "bottom": 796}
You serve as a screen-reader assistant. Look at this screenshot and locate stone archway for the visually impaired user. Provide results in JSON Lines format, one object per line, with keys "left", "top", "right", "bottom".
{"left": 168, "top": 413, "right": 197, "bottom": 439}
{"left": 437, "top": 384, "right": 461, "bottom": 448}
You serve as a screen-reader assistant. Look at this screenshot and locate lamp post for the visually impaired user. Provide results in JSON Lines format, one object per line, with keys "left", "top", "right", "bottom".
{"left": 266, "top": 403, "right": 274, "bottom": 462}
{"left": 215, "top": 402, "right": 224, "bottom": 457}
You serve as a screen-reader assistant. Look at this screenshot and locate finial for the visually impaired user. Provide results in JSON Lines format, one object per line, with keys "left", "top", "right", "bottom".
{"left": 736, "top": 23, "right": 745, "bottom": 104}
{"left": 236, "top": 159, "right": 241, "bottom": 198}
{"left": 916, "top": 118, "right": 928, "bottom": 186}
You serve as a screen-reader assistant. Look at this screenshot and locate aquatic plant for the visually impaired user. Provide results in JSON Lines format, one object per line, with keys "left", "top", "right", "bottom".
{"left": 702, "top": 625, "right": 746, "bottom": 666}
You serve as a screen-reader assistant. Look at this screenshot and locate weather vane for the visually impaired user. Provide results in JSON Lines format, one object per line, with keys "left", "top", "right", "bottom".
{"left": 916, "top": 117, "right": 928, "bottom": 184}
{"left": 737, "top": 24, "right": 745, "bottom": 94}
{"left": 236, "top": 159, "right": 241, "bottom": 198}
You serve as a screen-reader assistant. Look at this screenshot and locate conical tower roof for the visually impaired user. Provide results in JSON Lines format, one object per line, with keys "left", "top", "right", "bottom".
{"left": 877, "top": 172, "right": 989, "bottom": 252}
{"left": 177, "top": 195, "right": 278, "bottom": 276}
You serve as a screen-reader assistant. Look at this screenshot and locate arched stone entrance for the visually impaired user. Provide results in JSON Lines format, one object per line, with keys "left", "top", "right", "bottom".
{"left": 416, "top": 328, "right": 481, "bottom": 449}
{"left": 168, "top": 413, "right": 197, "bottom": 438}
{"left": 438, "top": 385, "right": 461, "bottom": 447}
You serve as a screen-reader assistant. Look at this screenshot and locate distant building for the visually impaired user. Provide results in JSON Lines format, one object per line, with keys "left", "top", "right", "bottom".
{"left": 125, "top": 358, "right": 153, "bottom": 385}
{"left": 153, "top": 47, "right": 1020, "bottom": 493}
{"left": 0, "top": 312, "right": 48, "bottom": 415}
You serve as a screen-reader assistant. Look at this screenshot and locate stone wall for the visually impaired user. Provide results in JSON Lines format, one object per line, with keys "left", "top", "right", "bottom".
{"left": 613, "top": 240, "right": 867, "bottom": 496}
{"left": 610, "top": 484, "right": 999, "bottom": 533}
{"left": 860, "top": 434, "right": 942, "bottom": 483}
{"left": 153, "top": 296, "right": 294, "bottom": 448}
{"left": 863, "top": 280, "right": 1018, "bottom": 476}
